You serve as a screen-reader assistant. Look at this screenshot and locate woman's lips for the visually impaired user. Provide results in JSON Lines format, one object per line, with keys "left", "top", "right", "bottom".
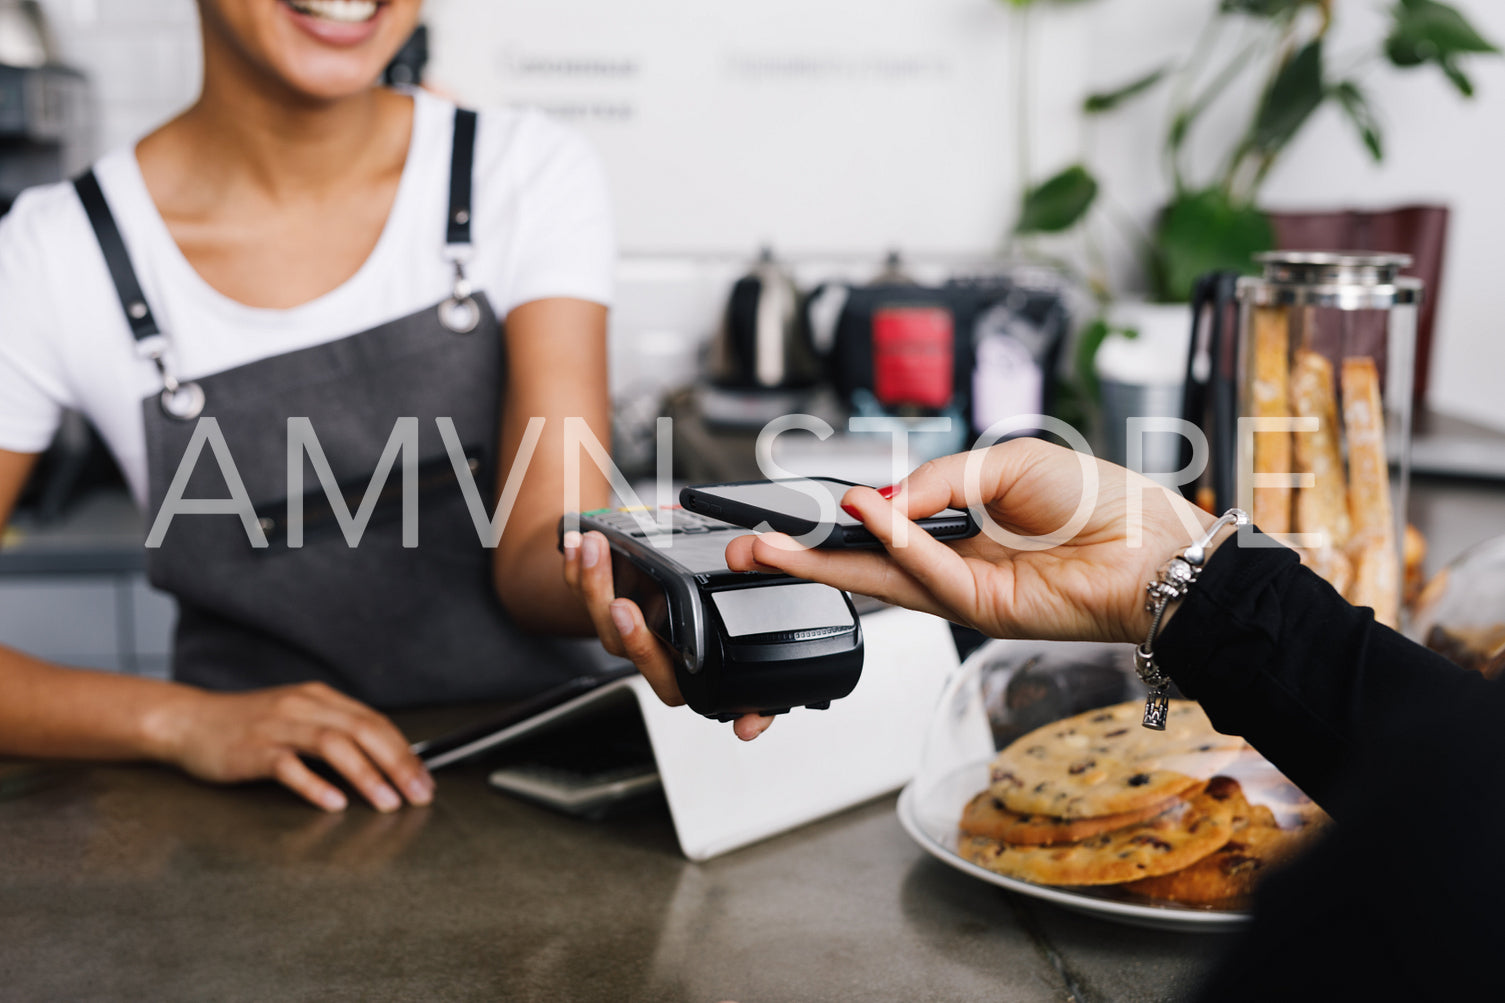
{"left": 279, "top": 0, "right": 385, "bottom": 47}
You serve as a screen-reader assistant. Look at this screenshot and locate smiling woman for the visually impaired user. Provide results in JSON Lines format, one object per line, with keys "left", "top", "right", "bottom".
{"left": 202, "top": 0, "right": 416, "bottom": 99}
{"left": 0, "top": 0, "right": 622, "bottom": 811}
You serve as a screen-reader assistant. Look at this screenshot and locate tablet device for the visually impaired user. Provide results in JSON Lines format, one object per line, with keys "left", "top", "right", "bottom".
{"left": 410, "top": 665, "right": 637, "bottom": 770}
{"left": 680, "top": 477, "right": 980, "bottom": 549}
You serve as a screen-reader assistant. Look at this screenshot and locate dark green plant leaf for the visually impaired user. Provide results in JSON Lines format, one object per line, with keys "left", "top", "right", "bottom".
{"left": 1073, "top": 318, "right": 1111, "bottom": 404}
{"left": 1251, "top": 40, "right": 1326, "bottom": 154}
{"left": 1084, "top": 66, "right": 1170, "bottom": 114}
{"left": 1151, "top": 189, "right": 1275, "bottom": 303}
{"left": 1332, "top": 81, "right": 1384, "bottom": 161}
{"left": 1168, "top": 109, "right": 1191, "bottom": 152}
{"left": 1073, "top": 319, "right": 1140, "bottom": 407}
{"left": 1441, "top": 57, "right": 1475, "bottom": 96}
{"left": 1219, "top": 0, "right": 1306, "bottom": 17}
{"left": 1386, "top": 1, "right": 1499, "bottom": 70}
{"left": 1015, "top": 164, "right": 1099, "bottom": 234}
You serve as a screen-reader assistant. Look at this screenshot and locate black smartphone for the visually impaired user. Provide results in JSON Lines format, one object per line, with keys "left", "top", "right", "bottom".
{"left": 680, "top": 477, "right": 980, "bottom": 549}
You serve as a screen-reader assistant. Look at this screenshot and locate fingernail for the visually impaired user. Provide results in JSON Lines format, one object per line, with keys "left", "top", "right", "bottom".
{"left": 406, "top": 776, "right": 433, "bottom": 804}
{"left": 841, "top": 503, "right": 862, "bottom": 519}
{"left": 562, "top": 530, "right": 581, "bottom": 552}
{"left": 609, "top": 600, "right": 635, "bottom": 637}
{"left": 877, "top": 485, "right": 899, "bottom": 500}
{"left": 582, "top": 534, "right": 602, "bottom": 568}
{"left": 374, "top": 785, "right": 401, "bottom": 812}
{"left": 321, "top": 790, "right": 348, "bottom": 812}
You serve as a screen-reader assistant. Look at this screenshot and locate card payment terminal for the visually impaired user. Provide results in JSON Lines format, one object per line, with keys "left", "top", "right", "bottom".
{"left": 562, "top": 507, "right": 864, "bottom": 721}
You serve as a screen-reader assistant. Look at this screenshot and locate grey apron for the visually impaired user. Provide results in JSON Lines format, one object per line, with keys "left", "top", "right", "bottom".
{"left": 74, "top": 109, "right": 592, "bottom": 708}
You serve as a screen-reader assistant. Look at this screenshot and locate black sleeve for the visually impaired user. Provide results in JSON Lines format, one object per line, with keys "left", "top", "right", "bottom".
{"left": 1157, "top": 538, "right": 1505, "bottom": 1000}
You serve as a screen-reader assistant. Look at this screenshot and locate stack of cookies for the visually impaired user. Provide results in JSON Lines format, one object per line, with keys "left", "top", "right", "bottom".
{"left": 958, "top": 699, "right": 1329, "bottom": 911}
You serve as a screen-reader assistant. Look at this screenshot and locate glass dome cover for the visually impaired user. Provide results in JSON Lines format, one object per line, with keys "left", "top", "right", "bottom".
{"left": 898, "top": 638, "right": 1329, "bottom": 931}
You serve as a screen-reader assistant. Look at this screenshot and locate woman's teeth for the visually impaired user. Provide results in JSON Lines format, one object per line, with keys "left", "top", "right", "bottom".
{"left": 287, "top": 0, "right": 379, "bottom": 24}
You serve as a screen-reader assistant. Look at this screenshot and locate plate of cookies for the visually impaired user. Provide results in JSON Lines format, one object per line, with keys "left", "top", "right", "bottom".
{"left": 898, "top": 639, "right": 1329, "bottom": 931}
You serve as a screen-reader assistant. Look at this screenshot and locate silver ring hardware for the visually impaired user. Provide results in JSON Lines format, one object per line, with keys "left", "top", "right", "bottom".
{"left": 160, "top": 381, "right": 206, "bottom": 421}
{"left": 439, "top": 258, "right": 481, "bottom": 333}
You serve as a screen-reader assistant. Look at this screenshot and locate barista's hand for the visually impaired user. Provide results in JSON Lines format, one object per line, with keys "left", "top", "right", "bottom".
{"left": 153, "top": 683, "right": 435, "bottom": 812}
{"left": 725, "top": 439, "right": 1222, "bottom": 645}
{"left": 563, "top": 529, "right": 775, "bottom": 741}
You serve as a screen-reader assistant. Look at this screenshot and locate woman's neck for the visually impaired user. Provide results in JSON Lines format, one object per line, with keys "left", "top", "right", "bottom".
{"left": 140, "top": 27, "right": 412, "bottom": 207}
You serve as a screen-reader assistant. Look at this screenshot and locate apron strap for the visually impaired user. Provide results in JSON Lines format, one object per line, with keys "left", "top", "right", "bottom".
{"left": 445, "top": 108, "right": 478, "bottom": 252}
{"left": 74, "top": 169, "right": 204, "bottom": 419}
{"left": 73, "top": 169, "right": 161, "bottom": 345}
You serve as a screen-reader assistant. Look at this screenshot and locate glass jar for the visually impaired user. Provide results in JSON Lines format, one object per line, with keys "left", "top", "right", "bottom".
{"left": 1234, "top": 252, "right": 1422, "bottom": 628}
{"left": 1409, "top": 533, "right": 1505, "bottom": 679}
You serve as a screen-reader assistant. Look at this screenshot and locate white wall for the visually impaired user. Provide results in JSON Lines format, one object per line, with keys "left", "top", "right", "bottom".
{"left": 33, "top": 0, "right": 1505, "bottom": 428}
{"left": 1079, "top": 0, "right": 1505, "bottom": 431}
{"left": 39, "top": 0, "right": 200, "bottom": 156}
{"left": 424, "top": 0, "right": 1089, "bottom": 257}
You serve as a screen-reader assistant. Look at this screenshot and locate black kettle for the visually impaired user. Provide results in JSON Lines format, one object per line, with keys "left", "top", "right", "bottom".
{"left": 708, "top": 249, "right": 822, "bottom": 391}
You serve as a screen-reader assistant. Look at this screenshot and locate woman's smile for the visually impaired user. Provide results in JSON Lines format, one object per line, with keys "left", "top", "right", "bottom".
{"left": 279, "top": 0, "right": 387, "bottom": 47}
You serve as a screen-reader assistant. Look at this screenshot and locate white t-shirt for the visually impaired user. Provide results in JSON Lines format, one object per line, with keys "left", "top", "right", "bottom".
{"left": 0, "top": 89, "right": 615, "bottom": 506}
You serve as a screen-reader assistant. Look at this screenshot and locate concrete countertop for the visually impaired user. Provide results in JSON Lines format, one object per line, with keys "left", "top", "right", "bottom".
{"left": 0, "top": 715, "right": 1234, "bottom": 1003}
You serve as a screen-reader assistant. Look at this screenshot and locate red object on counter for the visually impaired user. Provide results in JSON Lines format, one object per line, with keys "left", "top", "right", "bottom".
{"left": 871, "top": 306, "right": 954, "bottom": 409}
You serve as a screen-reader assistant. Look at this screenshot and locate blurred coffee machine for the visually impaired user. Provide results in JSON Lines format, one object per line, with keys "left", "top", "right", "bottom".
{"left": 699, "top": 248, "right": 824, "bottom": 428}
{"left": 0, "top": 1, "right": 88, "bottom": 215}
{"left": 1, "top": 2, "right": 100, "bottom": 520}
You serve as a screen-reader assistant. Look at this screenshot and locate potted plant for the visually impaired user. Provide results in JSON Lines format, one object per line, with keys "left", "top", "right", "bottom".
{"left": 1000, "top": 0, "right": 1499, "bottom": 436}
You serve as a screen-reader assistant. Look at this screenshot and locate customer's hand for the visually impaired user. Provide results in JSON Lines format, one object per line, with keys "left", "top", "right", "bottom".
{"left": 562, "top": 529, "right": 775, "bottom": 741}
{"left": 152, "top": 682, "right": 435, "bottom": 812}
{"left": 725, "top": 438, "right": 1221, "bottom": 645}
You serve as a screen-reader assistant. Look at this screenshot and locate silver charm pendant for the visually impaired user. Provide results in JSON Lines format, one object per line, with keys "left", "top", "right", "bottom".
{"left": 159, "top": 381, "right": 206, "bottom": 421}
{"left": 439, "top": 296, "right": 481, "bottom": 334}
{"left": 1142, "top": 689, "right": 1169, "bottom": 731}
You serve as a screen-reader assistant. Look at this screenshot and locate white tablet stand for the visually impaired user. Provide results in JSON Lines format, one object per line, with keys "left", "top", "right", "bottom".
{"left": 471, "top": 605, "right": 960, "bottom": 860}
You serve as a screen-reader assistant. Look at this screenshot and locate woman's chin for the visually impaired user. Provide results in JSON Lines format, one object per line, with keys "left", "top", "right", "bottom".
{"left": 271, "top": 57, "right": 392, "bottom": 102}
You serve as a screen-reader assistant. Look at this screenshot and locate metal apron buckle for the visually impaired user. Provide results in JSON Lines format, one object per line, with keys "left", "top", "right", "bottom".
{"left": 138, "top": 335, "right": 205, "bottom": 421}
{"left": 439, "top": 254, "right": 480, "bottom": 334}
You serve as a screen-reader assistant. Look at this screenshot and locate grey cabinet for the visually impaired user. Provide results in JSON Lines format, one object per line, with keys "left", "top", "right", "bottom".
{"left": 0, "top": 490, "right": 173, "bottom": 677}
{"left": 0, "top": 573, "right": 176, "bottom": 677}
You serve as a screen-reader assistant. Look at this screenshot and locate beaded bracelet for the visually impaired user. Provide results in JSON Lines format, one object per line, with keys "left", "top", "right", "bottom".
{"left": 1133, "top": 508, "right": 1249, "bottom": 730}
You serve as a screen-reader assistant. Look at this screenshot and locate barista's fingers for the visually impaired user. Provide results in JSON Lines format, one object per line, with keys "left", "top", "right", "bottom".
{"left": 744, "top": 533, "right": 956, "bottom": 621}
{"left": 609, "top": 599, "right": 686, "bottom": 707}
{"left": 561, "top": 529, "right": 583, "bottom": 590}
{"left": 307, "top": 729, "right": 404, "bottom": 813}
{"left": 842, "top": 487, "right": 982, "bottom": 619}
{"left": 345, "top": 715, "right": 435, "bottom": 807}
{"left": 575, "top": 532, "right": 628, "bottom": 657}
{"left": 734, "top": 714, "right": 775, "bottom": 742}
{"left": 267, "top": 685, "right": 433, "bottom": 805}
{"left": 273, "top": 752, "right": 348, "bottom": 812}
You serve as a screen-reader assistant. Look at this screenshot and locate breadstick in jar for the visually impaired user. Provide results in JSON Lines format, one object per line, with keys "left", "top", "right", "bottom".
{"left": 1251, "top": 306, "right": 1292, "bottom": 534}
{"left": 1302, "top": 545, "right": 1354, "bottom": 599}
{"left": 1341, "top": 357, "right": 1399, "bottom": 627}
{"left": 1341, "top": 357, "right": 1395, "bottom": 550}
{"left": 1290, "top": 350, "right": 1351, "bottom": 551}
{"left": 1348, "top": 537, "right": 1400, "bottom": 629}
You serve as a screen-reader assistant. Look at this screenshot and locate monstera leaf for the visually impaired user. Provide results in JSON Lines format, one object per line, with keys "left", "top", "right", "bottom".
{"left": 1252, "top": 40, "right": 1327, "bottom": 155}
{"left": 1152, "top": 189, "right": 1274, "bottom": 303}
{"left": 1015, "top": 164, "right": 1100, "bottom": 235}
{"left": 1386, "top": 0, "right": 1499, "bottom": 96}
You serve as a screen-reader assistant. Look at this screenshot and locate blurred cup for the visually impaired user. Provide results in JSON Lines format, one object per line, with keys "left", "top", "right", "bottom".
{"left": 1095, "top": 302, "right": 1192, "bottom": 487}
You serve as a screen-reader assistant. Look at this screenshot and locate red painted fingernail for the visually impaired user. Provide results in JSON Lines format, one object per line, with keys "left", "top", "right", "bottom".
{"left": 841, "top": 503, "right": 862, "bottom": 519}
{"left": 877, "top": 485, "right": 899, "bottom": 500}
